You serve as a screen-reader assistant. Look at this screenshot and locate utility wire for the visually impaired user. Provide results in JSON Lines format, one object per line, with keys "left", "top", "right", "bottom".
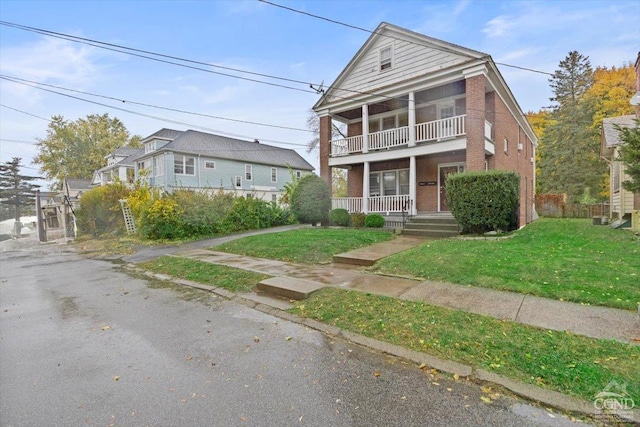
{"left": 258, "top": 0, "right": 554, "bottom": 77}
{"left": 0, "top": 74, "right": 313, "bottom": 133}
{"left": 1, "top": 76, "right": 310, "bottom": 149}
{"left": 0, "top": 104, "right": 53, "bottom": 122}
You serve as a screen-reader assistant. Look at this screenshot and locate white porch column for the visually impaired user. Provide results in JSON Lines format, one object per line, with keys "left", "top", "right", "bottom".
{"left": 409, "top": 155, "right": 417, "bottom": 215}
{"left": 362, "top": 104, "right": 369, "bottom": 154}
{"left": 363, "top": 161, "right": 370, "bottom": 213}
{"left": 408, "top": 91, "right": 416, "bottom": 147}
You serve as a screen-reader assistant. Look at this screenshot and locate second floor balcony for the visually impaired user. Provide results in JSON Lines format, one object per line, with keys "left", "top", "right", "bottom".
{"left": 330, "top": 115, "right": 493, "bottom": 157}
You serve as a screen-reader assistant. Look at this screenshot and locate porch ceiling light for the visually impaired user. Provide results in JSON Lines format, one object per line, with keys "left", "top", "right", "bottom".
{"left": 630, "top": 91, "right": 640, "bottom": 106}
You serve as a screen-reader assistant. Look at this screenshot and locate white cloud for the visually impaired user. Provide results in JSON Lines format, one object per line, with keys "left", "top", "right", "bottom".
{"left": 482, "top": 15, "right": 513, "bottom": 38}
{"left": 453, "top": 0, "right": 471, "bottom": 16}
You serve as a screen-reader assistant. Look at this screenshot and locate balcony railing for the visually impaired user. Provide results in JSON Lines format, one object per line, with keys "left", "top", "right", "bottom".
{"left": 330, "top": 115, "right": 467, "bottom": 156}
{"left": 332, "top": 195, "right": 410, "bottom": 214}
{"left": 369, "top": 126, "right": 410, "bottom": 150}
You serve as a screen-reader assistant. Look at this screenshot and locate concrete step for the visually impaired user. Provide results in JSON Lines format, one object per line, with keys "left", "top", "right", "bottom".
{"left": 257, "top": 276, "right": 325, "bottom": 300}
{"left": 332, "top": 254, "right": 377, "bottom": 267}
{"left": 404, "top": 222, "right": 459, "bottom": 231}
{"left": 408, "top": 217, "right": 458, "bottom": 225}
{"left": 402, "top": 229, "right": 459, "bottom": 238}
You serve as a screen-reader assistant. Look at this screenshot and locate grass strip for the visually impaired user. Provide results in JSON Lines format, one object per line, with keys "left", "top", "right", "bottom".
{"left": 138, "top": 256, "right": 269, "bottom": 293}
{"left": 213, "top": 228, "right": 393, "bottom": 264}
{"left": 374, "top": 219, "right": 640, "bottom": 310}
{"left": 291, "top": 287, "right": 640, "bottom": 403}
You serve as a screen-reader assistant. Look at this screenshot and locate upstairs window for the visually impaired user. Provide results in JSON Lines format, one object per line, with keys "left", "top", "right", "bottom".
{"left": 271, "top": 167, "right": 277, "bottom": 183}
{"left": 245, "top": 164, "right": 252, "bottom": 181}
{"left": 380, "top": 46, "right": 392, "bottom": 71}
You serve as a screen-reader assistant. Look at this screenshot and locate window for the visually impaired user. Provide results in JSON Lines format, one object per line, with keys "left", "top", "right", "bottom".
{"left": 235, "top": 176, "right": 242, "bottom": 188}
{"left": 369, "top": 169, "right": 409, "bottom": 197}
{"left": 174, "top": 155, "right": 195, "bottom": 175}
{"left": 205, "top": 161, "right": 215, "bottom": 169}
{"left": 272, "top": 194, "right": 277, "bottom": 202}
{"left": 154, "top": 156, "right": 164, "bottom": 176}
{"left": 245, "top": 164, "right": 252, "bottom": 181}
{"left": 295, "top": 170, "right": 302, "bottom": 179}
{"left": 380, "top": 46, "right": 392, "bottom": 71}
{"left": 145, "top": 141, "right": 156, "bottom": 154}
{"left": 613, "top": 161, "right": 621, "bottom": 192}
{"left": 271, "top": 167, "right": 277, "bottom": 183}
{"left": 246, "top": 193, "right": 253, "bottom": 199}
{"left": 503, "top": 138, "right": 509, "bottom": 153}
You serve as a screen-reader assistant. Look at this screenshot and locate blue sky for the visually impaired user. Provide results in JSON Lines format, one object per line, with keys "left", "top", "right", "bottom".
{"left": 1, "top": 0, "right": 638, "bottom": 189}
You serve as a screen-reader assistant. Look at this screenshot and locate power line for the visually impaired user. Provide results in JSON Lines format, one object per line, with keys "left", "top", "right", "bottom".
{"left": 1, "top": 76, "right": 311, "bottom": 149}
{"left": 258, "top": 0, "right": 554, "bottom": 77}
{"left": 0, "top": 21, "right": 317, "bottom": 96}
{"left": 0, "top": 74, "right": 313, "bottom": 134}
{"left": 0, "top": 104, "right": 52, "bottom": 122}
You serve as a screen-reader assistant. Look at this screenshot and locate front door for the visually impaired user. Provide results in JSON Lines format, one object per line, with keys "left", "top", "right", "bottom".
{"left": 439, "top": 165, "right": 460, "bottom": 211}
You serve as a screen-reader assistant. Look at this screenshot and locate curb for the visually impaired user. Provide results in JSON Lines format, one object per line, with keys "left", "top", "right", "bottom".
{"left": 126, "top": 265, "right": 640, "bottom": 423}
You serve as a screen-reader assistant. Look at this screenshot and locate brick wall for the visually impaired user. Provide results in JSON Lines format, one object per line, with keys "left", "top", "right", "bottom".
{"left": 465, "top": 75, "right": 486, "bottom": 171}
{"left": 319, "top": 115, "right": 332, "bottom": 194}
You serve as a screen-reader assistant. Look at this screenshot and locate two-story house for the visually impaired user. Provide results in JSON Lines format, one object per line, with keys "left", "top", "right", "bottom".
{"left": 91, "top": 147, "right": 143, "bottom": 187}
{"left": 131, "top": 128, "right": 314, "bottom": 202}
{"left": 313, "top": 22, "right": 537, "bottom": 228}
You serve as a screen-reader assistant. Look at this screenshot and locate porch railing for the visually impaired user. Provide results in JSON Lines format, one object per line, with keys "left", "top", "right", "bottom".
{"left": 415, "top": 115, "right": 466, "bottom": 143}
{"left": 331, "top": 195, "right": 410, "bottom": 214}
{"left": 369, "top": 126, "right": 410, "bottom": 150}
{"left": 330, "top": 115, "right": 467, "bottom": 156}
{"left": 330, "top": 135, "right": 363, "bottom": 156}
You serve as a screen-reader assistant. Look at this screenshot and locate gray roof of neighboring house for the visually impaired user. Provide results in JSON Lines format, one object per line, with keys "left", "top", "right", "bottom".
{"left": 141, "top": 128, "right": 184, "bottom": 143}
{"left": 64, "top": 178, "right": 92, "bottom": 191}
{"left": 602, "top": 115, "right": 636, "bottom": 148}
{"left": 136, "top": 130, "right": 314, "bottom": 171}
{"left": 111, "top": 147, "right": 142, "bottom": 158}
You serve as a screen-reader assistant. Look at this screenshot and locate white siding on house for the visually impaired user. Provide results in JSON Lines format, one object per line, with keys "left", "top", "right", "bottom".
{"left": 330, "top": 36, "right": 471, "bottom": 104}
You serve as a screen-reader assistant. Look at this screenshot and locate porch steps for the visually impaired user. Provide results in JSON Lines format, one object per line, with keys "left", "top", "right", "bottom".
{"left": 257, "top": 276, "right": 325, "bottom": 300}
{"left": 402, "top": 215, "right": 460, "bottom": 238}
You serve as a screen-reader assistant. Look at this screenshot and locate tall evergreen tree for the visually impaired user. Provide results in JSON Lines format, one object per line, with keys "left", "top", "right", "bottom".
{"left": 537, "top": 51, "right": 607, "bottom": 202}
{"left": 616, "top": 119, "right": 640, "bottom": 194}
{"left": 0, "top": 157, "right": 41, "bottom": 225}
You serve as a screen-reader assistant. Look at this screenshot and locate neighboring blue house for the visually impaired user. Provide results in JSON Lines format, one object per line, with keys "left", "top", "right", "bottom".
{"left": 91, "top": 147, "right": 143, "bottom": 187}
{"left": 130, "top": 128, "right": 315, "bottom": 202}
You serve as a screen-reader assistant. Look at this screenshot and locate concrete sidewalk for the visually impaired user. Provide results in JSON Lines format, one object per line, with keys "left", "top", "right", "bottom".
{"left": 172, "top": 237, "right": 639, "bottom": 344}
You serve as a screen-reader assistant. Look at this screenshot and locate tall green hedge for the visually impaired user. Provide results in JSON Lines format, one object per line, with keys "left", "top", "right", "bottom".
{"left": 446, "top": 170, "right": 520, "bottom": 234}
{"left": 290, "top": 174, "right": 331, "bottom": 225}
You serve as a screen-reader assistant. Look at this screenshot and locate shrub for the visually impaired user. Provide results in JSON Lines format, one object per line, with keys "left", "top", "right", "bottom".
{"left": 446, "top": 170, "right": 520, "bottom": 234}
{"left": 223, "top": 196, "right": 293, "bottom": 232}
{"left": 350, "top": 213, "right": 366, "bottom": 227}
{"left": 290, "top": 174, "right": 331, "bottom": 225}
{"left": 329, "top": 208, "right": 350, "bottom": 226}
{"left": 138, "top": 197, "right": 184, "bottom": 240}
{"left": 365, "top": 214, "right": 386, "bottom": 228}
{"left": 76, "top": 183, "right": 131, "bottom": 235}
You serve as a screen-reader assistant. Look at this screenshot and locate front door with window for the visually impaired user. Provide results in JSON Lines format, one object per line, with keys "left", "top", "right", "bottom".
{"left": 439, "top": 165, "right": 461, "bottom": 211}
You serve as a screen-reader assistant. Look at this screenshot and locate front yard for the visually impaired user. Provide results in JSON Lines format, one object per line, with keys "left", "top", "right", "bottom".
{"left": 373, "top": 218, "right": 639, "bottom": 311}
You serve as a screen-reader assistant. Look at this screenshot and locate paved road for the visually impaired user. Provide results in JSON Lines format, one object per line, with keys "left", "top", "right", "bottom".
{"left": 1, "top": 238, "right": 585, "bottom": 426}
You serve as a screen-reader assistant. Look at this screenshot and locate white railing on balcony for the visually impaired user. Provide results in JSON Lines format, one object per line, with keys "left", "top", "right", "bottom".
{"left": 415, "top": 115, "right": 466, "bottom": 143}
{"left": 331, "top": 197, "right": 363, "bottom": 213}
{"left": 369, "top": 126, "right": 410, "bottom": 150}
{"left": 331, "top": 195, "right": 411, "bottom": 214}
{"left": 484, "top": 120, "right": 493, "bottom": 141}
{"left": 330, "top": 135, "right": 363, "bottom": 157}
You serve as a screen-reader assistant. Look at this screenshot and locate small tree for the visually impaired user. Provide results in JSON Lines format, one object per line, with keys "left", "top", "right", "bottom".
{"left": 0, "top": 158, "right": 40, "bottom": 232}
{"left": 290, "top": 174, "right": 331, "bottom": 225}
{"left": 616, "top": 118, "right": 640, "bottom": 193}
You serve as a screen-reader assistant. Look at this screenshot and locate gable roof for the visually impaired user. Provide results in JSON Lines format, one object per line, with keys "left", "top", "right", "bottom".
{"left": 109, "top": 147, "right": 141, "bottom": 158}
{"left": 602, "top": 115, "right": 636, "bottom": 148}
{"left": 135, "top": 130, "right": 314, "bottom": 171}
{"left": 63, "top": 178, "right": 91, "bottom": 191}
{"left": 314, "top": 22, "right": 487, "bottom": 111}
{"left": 601, "top": 115, "right": 636, "bottom": 159}
{"left": 141, "top": 128, "right": 184, "bottom": 143}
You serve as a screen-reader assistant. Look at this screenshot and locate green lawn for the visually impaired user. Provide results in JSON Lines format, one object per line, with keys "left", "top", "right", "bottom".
{"left": 138, "top": 256, "right": 269, "bottom": 293}
{"left": 291, "top": 288, "right": 640, "bottom": 404}
{"left": 213, "top": 228, "right": 394, "bottom": 264}
{"left": 373, "top": 219, "right": 640, "bottom": 310}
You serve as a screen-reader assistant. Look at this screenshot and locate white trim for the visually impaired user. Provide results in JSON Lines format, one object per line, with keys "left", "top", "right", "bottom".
{"left": 234, "top": 175, "right": 242, "bottom": 188}
{"left": 205, "top": 160, "right": 216, "bottom": 169}
{"left": 437, "top": 162, "right": 465, "bottom": 212}
{"left": 271, "top": 167, "right": 277, "bottom": 183}
{"left": 245, "top": 164, "right": 253, "bottom": 181}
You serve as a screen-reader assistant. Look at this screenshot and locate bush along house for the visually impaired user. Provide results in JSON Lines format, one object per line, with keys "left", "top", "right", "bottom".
{"left": 313, "top": 22, "right": 537, "bottom": 235}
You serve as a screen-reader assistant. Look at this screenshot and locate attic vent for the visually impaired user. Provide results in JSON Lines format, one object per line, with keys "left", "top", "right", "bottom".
{"left": 253, "top": 139, "right": 260, "bottom": 144}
